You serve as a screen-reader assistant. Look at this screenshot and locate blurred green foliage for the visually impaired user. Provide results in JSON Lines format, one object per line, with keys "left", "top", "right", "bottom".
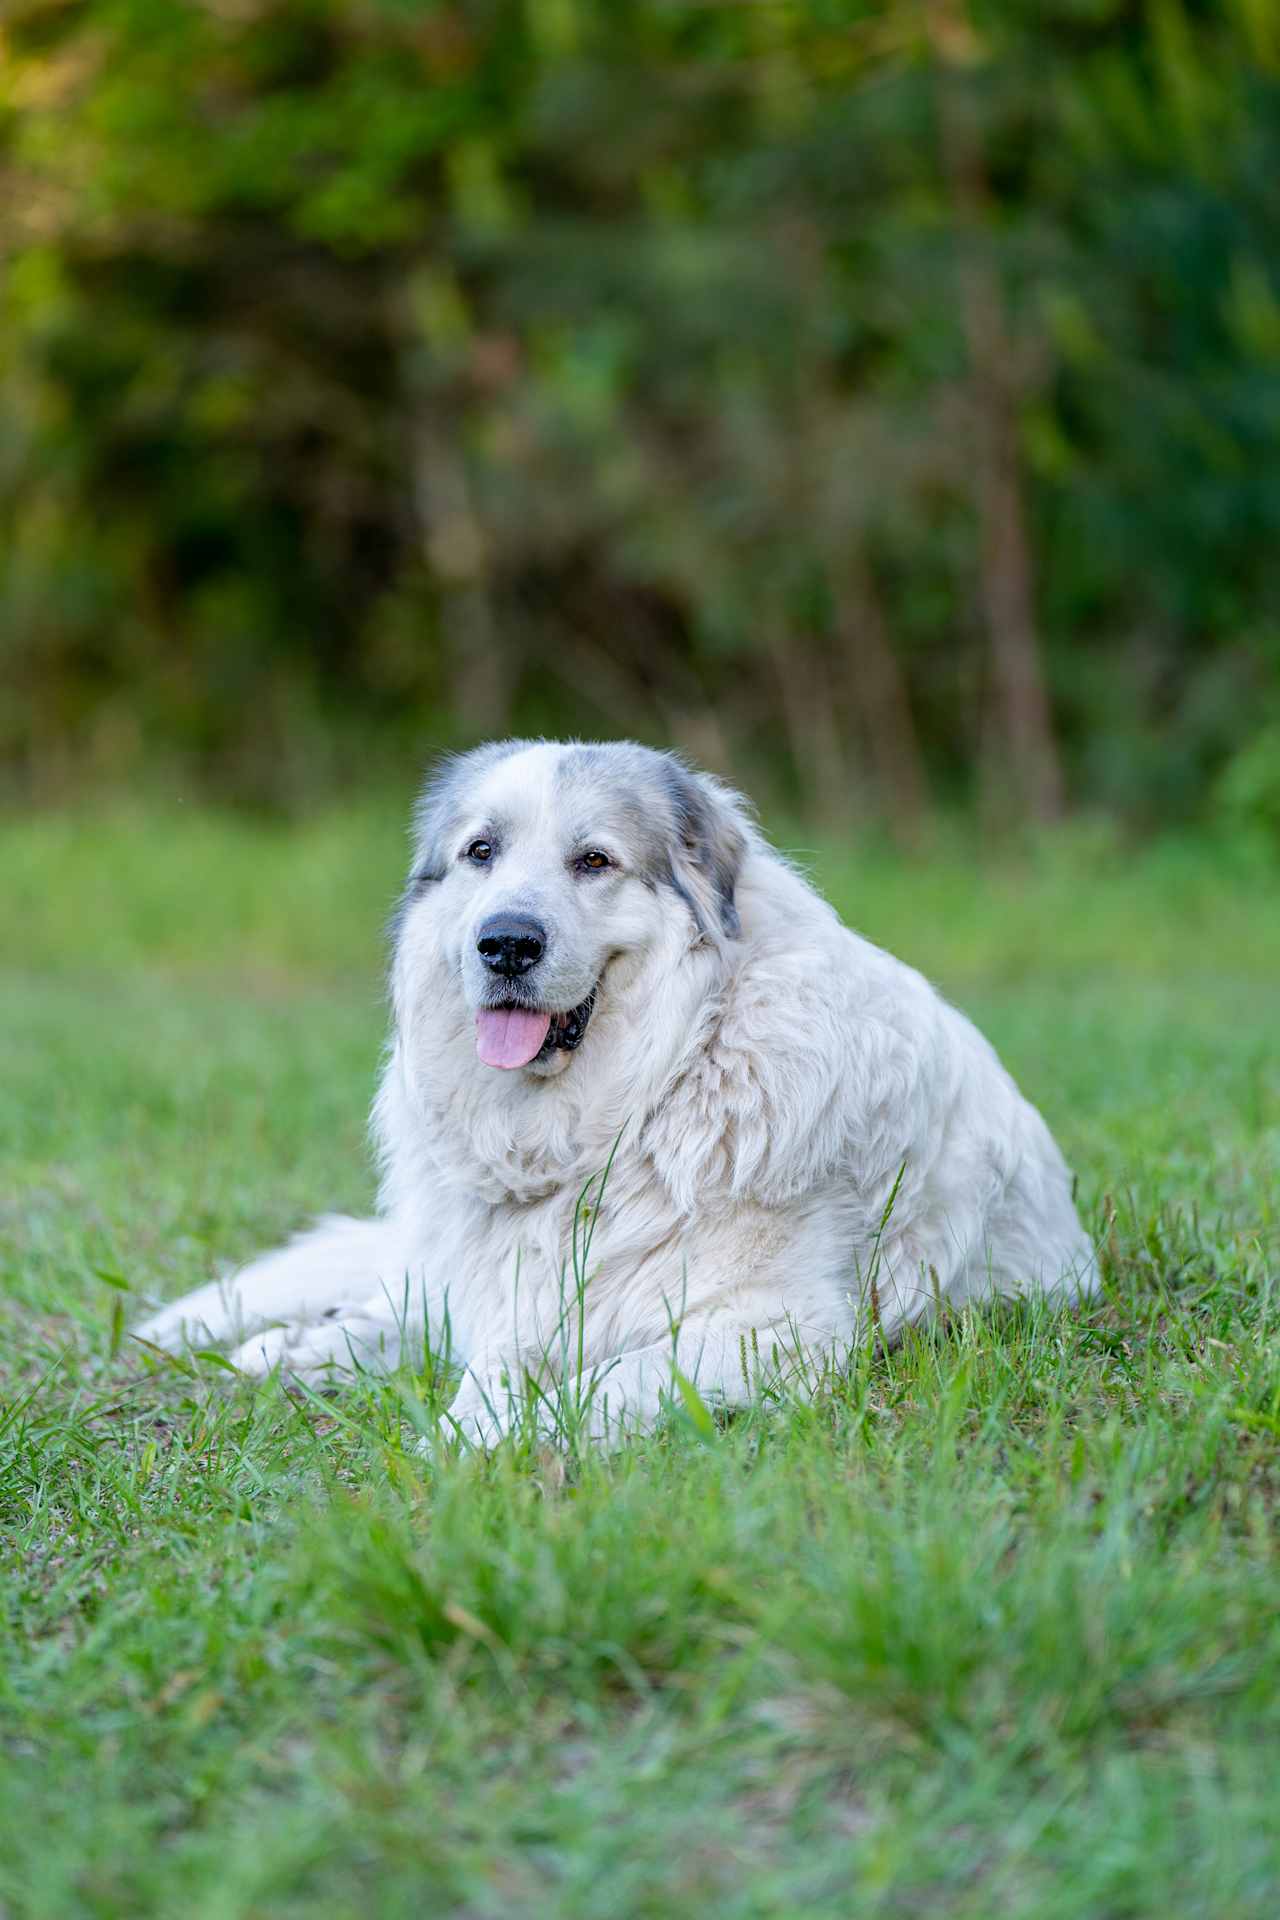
{"left": 2, "top": 0, "right": 1279, "bottom": 820}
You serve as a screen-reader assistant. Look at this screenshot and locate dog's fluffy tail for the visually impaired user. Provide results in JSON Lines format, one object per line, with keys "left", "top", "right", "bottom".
{"left": 133, "top": 1213, "right": 399, "bottom": 1354}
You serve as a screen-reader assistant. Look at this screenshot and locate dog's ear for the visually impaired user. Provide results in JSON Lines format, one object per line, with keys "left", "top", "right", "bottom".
{"left": 386, "top": 757, "right": 454, "bottom": 952}
{"left": 662, "top": 760, "right": 746, "bottom": 942}
{"left": 409, "top": 755, "right": 460, "bottom": 890}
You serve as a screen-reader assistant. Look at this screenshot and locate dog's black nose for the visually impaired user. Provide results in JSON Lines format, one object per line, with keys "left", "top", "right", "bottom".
{"left": 476, "top": 914, "right": 546, "bottom": 978}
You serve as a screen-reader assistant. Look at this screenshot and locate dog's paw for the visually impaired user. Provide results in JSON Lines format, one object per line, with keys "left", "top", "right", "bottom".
{"left": 132, "top": 1284, "right": 242, "bottom": 1355}
{"left": 228, "top": 1313, "right": 395, "bottom": 1381}
{"left": 226, "top": 1323, "right": 296, "bottom": 1377}
{"left": 414, "top": 1373, "right": 517, "bottom": 1454}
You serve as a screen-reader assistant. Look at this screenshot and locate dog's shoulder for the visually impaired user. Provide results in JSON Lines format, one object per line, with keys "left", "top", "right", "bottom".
{"left": 643, "top": 843, "right": 955, "bottom": 1211}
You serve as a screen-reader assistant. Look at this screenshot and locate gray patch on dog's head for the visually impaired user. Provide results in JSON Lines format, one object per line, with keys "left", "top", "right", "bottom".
{"left": 556, "top": 741, "right": 745, "bottom": 942}
{"left": 386, "top": 739, "right": 533, "bottom": 952}
{"left": 412, "top": 740, "right": 535, "bottom": 877}
{"left": 555, "top": 743, "right": 670, "bottom": 855}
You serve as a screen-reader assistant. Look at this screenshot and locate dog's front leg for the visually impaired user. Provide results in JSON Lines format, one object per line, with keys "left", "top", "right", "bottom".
{"left": 574, "top": 1323, "right": 767, "bottom": 1444}
{"left": 435, "top": 1341, "right": 681, "bottom": 1451}
{"left": 442, "top": 1355, "right": 526, "bottom": 1448}
{"left": 439, "top": 1321, "right": 788, "bottom": 1451}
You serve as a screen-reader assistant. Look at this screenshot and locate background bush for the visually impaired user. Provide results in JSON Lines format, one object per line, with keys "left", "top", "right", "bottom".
{"left": 3, "top": 0, "right": 1279, "bottom": 821}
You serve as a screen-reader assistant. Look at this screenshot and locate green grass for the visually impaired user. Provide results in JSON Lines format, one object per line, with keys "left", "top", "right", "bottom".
{"left": 2, "top": 805, "right": 1278, "bottom": 1919}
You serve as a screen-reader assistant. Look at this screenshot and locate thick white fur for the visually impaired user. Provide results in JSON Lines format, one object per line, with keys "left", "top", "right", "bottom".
{"left": 136, "top": 741, "right": 1094, "bottom": 1444}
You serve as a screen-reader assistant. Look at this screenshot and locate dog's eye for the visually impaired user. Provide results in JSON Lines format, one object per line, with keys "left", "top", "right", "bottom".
{"left": 577, "top": 848, "right": 611, "bottom": 872}
{"left": 466, "top": 840, "right": 493, "bottom": 864}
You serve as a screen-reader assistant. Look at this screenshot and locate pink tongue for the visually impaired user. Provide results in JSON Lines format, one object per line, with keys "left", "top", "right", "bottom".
{"left": 475, "top": 1007, "right": 553, "bottom": 1070}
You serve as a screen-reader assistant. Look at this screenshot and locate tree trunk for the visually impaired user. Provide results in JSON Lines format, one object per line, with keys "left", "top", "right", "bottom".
{"left": 767, "top": 628, "right": 852, "bottom": 825}
{"left": 930, "top": 1, "right": 1064, "bottom": 823}
{"left": 410, "top": 411, "right": 512, "bottom": 739}
{"left": 835, "top": 552, "right": 928, "bottom": 843}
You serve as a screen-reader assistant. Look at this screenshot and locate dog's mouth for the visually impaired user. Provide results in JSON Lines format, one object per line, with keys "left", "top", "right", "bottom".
{"left": 474, "top": 988, "right": 597, "bottom": 1071}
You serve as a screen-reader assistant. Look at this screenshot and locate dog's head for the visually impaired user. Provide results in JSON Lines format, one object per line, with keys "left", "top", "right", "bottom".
{"left": 393, "top": 739, "right": 748, "bottom": 1081}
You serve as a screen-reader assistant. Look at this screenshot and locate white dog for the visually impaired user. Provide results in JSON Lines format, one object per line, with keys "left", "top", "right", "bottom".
{"left": 136, "top": 740, "right": 1094, "bottom": 1442}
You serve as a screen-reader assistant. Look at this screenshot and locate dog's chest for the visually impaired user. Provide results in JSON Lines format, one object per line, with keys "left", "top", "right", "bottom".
{"left": 421, "top": 1154, "right": 839, "bottom": 1365}
{"left": 421, "top": 1157, "right": 668, "bottom": 1354}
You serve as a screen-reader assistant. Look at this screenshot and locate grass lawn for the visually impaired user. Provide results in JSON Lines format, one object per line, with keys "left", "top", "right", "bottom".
{"left": 2, "top": 805, "right": 1278, "bottom": 1918}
